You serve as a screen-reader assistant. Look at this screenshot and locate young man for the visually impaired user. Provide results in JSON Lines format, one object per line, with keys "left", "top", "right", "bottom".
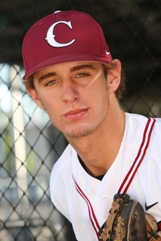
{"left": 22, "top": 10, "right": 161, "bottom": 241}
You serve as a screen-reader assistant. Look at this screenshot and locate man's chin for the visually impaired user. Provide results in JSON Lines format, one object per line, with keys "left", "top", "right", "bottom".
{"left": 64, "top": 127, "right": 94, "bottom": 139}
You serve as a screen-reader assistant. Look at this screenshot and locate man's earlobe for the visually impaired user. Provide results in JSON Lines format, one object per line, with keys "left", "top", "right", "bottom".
{"left": 27, "top": 88, "right": 44, "bottom": 109}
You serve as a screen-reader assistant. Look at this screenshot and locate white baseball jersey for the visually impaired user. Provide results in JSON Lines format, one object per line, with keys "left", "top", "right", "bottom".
{"left": 50, "top": 113, "right": 161, "bottom": 241}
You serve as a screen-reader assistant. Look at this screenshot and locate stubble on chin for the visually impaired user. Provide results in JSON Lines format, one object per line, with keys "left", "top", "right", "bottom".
{"left": 64, "top": 126, "right": 95, "bottom": 139}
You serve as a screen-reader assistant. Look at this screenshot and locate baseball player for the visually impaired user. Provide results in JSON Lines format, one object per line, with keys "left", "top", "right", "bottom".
{"left": 22, "top": 10, "right": 161, "bottom": 241}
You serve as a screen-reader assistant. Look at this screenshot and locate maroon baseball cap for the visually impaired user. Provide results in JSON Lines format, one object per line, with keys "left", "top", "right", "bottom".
{"left": 22, "top": 10, "right": 112, "bottom": 80}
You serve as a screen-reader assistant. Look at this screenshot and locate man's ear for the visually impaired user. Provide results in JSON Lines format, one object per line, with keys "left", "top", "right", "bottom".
{"left": 27, "top": 88, "right": 44, "bottom": 109}
{"left": 107, "top": 59, "right": 121, "bottom": 93}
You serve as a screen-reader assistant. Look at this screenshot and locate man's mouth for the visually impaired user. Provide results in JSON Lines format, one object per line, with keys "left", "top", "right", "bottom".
{"left": 64, "top": 108, "right": 88, "bottom": 120}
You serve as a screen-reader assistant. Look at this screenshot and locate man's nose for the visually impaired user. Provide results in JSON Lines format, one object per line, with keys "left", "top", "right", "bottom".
{"left": 61, "top": 80, "right": 79, "bottom": 103}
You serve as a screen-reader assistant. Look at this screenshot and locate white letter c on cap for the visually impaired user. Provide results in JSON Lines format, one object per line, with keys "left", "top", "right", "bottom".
{"left": 45, "top": 20, "right": 75, "bottom": 47}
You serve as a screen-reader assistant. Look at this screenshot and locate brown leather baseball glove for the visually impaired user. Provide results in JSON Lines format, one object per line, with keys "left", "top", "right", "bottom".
{"left": 98, "top": 193, "right": 161, "bottom": 241}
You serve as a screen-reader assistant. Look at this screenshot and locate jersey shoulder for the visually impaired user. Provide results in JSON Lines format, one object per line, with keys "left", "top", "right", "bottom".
{"left": 49, "top": 144, "right": 75, "bottom": 219}
{"left": 124, "top": 113, "right": 161, "bottom": 161}
{"left": 125, "top": 113, "right": 161, "bottom": 140}
{"left": 50, "top": 144, "right": 74, "bottom": 181}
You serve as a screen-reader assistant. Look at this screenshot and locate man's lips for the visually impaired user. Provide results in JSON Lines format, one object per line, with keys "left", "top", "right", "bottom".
{"left": 64, "top": 109, "right": 88, "bottom": 120}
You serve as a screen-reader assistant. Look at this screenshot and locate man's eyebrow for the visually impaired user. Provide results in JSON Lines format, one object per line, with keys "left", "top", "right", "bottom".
{"left": 70, "top": 64, "right": 95, "bottom": 72}
{"left": 37, "top": 72, "right": 56, "bottom": 83}
{"left": 36, "top": 64, "right": 95, "bottom": 83}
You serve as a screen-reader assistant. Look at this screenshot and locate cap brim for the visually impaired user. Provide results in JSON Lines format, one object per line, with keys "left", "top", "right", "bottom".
{"left": 23, "top": 53, "right": 112, "bottom": 80}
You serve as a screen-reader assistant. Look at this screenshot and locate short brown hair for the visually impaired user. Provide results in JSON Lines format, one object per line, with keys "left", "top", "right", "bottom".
{"left": 23, "top": 75, "right": 35, "bottom": 89}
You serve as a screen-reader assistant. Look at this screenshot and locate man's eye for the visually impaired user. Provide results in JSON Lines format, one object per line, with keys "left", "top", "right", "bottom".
{"left": 45, "top": 80, "right": 58, "bottom": 86}
{"left": 77, "top": 73, "right": 89, "bottom": 77}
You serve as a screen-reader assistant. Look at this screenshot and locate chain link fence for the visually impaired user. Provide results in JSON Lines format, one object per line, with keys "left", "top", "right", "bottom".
{"left": 0, "top": 0, "right": 161, "bottom": 240}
